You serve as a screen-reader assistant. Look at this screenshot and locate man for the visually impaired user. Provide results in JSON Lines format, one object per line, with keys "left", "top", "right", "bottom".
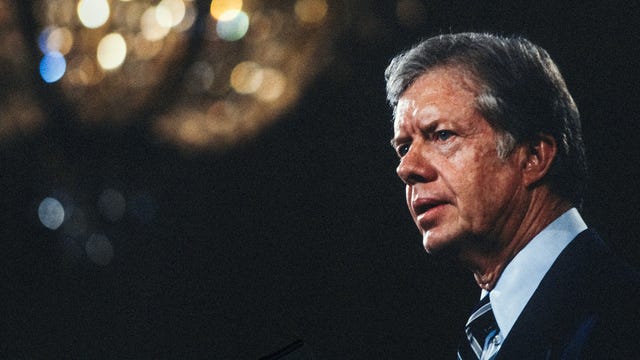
{"left": 385, "top": 33, "right": 639, "bottom": 359}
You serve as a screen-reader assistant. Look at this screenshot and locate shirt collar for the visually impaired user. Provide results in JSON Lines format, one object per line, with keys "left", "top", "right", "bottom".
{"left": 481, "top": 208, "right": 587, "bottom": 338}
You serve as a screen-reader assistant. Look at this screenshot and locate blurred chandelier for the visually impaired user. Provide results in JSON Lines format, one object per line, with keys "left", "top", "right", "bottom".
{"left": 0, "top": 0, "right": 333, "bottom": 150}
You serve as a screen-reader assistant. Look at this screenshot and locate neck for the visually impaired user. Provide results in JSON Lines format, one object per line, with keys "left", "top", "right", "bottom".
{"left": 462, "top": 190, "right": 572, "bottom": 291}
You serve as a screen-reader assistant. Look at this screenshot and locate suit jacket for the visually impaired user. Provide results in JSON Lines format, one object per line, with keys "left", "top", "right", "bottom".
{"left": 493, "top": 229, "right": 640, "bottom": 359}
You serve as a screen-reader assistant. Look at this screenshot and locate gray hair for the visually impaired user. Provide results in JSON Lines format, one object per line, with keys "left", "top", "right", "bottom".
{"left": 385, "top": 33, "right": 587, "bottom": 207}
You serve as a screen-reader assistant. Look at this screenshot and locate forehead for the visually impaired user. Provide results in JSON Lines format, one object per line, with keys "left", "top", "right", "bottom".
{"left": 394, "top": 67, "right": 479, "bottom": 128}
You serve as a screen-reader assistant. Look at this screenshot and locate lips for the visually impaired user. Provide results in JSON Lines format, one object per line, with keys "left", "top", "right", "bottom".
{"left": 412, "top": 197, "right": 448, "bottom": 227}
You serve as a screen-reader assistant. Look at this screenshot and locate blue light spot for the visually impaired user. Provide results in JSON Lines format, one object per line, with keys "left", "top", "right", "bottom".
{"left": 40, "top": 51, "right": 67, "bottom": 83}
{"left": 38, "top": 197, "right": 65, "bottom": 230}
{"left": 38, "top": 27, "right": 53, "bottom": 54}
{"left": 216, "top": 11, "right": 250, "bottom": 41}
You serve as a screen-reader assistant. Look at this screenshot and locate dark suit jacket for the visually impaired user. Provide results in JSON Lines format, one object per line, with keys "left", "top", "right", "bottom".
{"left": 493, "top": 229, "right": 640, "bottom": 359}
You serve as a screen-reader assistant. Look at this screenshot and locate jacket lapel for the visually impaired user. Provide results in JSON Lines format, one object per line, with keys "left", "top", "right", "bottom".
{"left": 495, "top": 230, "right": 601, "bottom": 360}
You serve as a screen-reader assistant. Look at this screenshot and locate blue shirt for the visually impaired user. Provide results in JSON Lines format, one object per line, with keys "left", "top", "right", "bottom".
{"left": 479, "top": 208, "right": 587, "bottom": 359}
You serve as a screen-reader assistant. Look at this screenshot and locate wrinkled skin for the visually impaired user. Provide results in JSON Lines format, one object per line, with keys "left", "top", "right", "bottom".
{"left": 391, "top": 67, "right": 567, "bottom": 289}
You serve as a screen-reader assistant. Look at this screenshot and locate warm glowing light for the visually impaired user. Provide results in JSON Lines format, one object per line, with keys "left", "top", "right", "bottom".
{"left": 8, "top": 0, "right": 334, "bottom": 150}
{"left": 210, "top": 0, "right": 243, "bottom": 20}
{"left": 216, "top": 10, "right": 249, "bottom": 41}
{"left": 179, "top": 117, "right": 209, "bottom": 145}
{"left": 38, "top": 197, "right": 65, "bottom": 230}
{"left": 155, "top": 4, "right": 174, "bottom": 28}
{"left": 40, "top": 51, "right": 67, "bottom": 83}
{"left": 66, "top": 55, "right": 103, "bottom": 86}
{"left": 130, "top": 35, "right": 164, "bottom": 60}
{"left": 39, "top": 27, "right": 74, "bottom": 55}
{"left": 97, "top": 33, "right": 127, "bottom": 70}
{"left": 230, "top": 61, "right": 263, "bottom": 94}
{"left": 294, "top": 0, "right": 328, "bottom": 24}
{"left": 77, "top": 0, "right": 111, "bottom": 29}
{"left": 48, "top": 27, "right": 74, "bottom": 55}
{"left": 158, "top": 0, "right": 186, "bottom": 27}
{"left": 175, "top": 4, "right": 197, "bottom": 32}
{"left": 141, "top": 6, "right": 171, "bottom": 41}
{"left": 256, "top": 68, "right": 287, "bottom": 102}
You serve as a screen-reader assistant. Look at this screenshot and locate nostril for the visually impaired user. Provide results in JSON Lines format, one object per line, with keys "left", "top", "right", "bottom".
{"left": 397, "top": 157, "right": 433, "bottom": 185}
{"left": 407, "top": 173, "right": 428, "bottom": 185}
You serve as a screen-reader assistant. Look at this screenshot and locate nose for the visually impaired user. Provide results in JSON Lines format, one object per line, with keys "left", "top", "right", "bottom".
{"left": 396, "top": 144, "right": 436, "bottom": 185}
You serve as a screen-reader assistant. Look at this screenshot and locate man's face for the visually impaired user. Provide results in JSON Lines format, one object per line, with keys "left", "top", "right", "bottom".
{"left": 391, "top": 67, "right": 527, "bottom": 255}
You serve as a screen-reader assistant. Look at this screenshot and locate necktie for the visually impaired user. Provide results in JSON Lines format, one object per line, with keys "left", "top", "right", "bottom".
{"left": 457, "top": 295, "right": 499, "bottom": 360}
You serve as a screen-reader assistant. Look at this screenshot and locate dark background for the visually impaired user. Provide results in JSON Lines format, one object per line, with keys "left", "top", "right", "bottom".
{"left": 2, "top": 1, "right": 639, "bottom": 359}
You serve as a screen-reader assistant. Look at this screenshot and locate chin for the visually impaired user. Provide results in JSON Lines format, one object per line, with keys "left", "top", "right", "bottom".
{"left": 422, "top": 231, "right": 462, "bottom": 257}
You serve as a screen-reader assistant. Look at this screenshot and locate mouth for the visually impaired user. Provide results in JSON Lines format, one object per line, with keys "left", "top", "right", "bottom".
{"left": 412, "top": 198, "right": 448, "bottom": 225}
{"left": 413, "top": 197, "right": 446, "bottom": 214}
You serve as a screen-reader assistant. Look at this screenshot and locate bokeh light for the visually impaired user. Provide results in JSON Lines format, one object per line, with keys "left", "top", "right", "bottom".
{"left": 38, "top": 197, "right": 65, "bottom": 230}
{"left": 40, "top": 51, "right": 67, "bottom": 83}
{"left": 210, "top": 0, "right": 243, "bottom": 20}
{"left": 154, "top": 4, "right": 174, "bottom": 29}
{"left": 38, "top": 26, "right": 74, "bottom": 55}
{"left": 7, "top": 0, "right": 335, "bottom": 149}
{"left": 216, "top": 10, "right": 249, "bottom": 41}
{"left": 175, "top": 4, "right": 197, "bottom": 32}
{"left": 85, "top": 234, "right": 114, "bottom": 266}
{"left": 294, "top": 0, "right": 328, "bottom": 24}
{"left": 158, "top": 0, "right": 186, "bottom": 27}
{"left": 255, "top": 68, "right": 287, "bottom": 102}
{"left": 230, "top": 61, "right": 263, "bottom": 94}
{"left": 141, "top": 6, "right": 171, "bottom": 41}
{"left": 97, "top": 32, "right": 127, "bottom": 70}
{"left": 77, "top": 0, "right": 110, "bottom": 29}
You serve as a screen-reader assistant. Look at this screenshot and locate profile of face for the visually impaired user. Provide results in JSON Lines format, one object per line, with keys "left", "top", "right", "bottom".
{"left": 391, "top": 67, "right": 529, "bottom": 256}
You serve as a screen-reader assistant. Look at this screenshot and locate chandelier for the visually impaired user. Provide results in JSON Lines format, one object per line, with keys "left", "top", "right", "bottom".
{"left": 1, "top": 0, "right": 333, "bottom": 150}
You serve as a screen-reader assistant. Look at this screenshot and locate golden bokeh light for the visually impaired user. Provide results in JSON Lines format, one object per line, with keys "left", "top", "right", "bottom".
{"left": 210, "top": 0, "right": 243, "bottom": 20}
{"left": 158, "top": 0, "right": 186, "bottom": 27}
{"left": 230, "top": 61, "right": 263, "bottom": 94}
{"left": 294, "top": 0, "right": 328, "bottom": 24}
{"left": 255, "top": 68, "right": 287, "bottom": 102}
{"left": 154, "top": 4, "right": 174, "bottom": 29}
{"left": 97, "top": 33, "right": 127, "bottom": 70}
{"left": 141, "top": 6, "right": 171, "bottom": 41}
{"left": 66, "top": 55, "right": 103, "bottom": 86}
{"left": 2, "top": 0, "right": 337, "bottom": 150}
{"left": 44, "top": 27, "right": 74, "bottom": 55}
{"left": 77, "top": 0, "right": 110, "bottom": 29}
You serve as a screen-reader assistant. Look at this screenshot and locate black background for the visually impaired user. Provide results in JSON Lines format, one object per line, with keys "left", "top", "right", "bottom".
{"left": 2, "top": 1, "right": 639, "bottom": 358}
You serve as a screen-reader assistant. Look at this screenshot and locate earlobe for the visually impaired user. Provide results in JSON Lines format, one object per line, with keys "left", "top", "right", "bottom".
{"left": 523, "top": 134, "right": 557, "bottom": 187}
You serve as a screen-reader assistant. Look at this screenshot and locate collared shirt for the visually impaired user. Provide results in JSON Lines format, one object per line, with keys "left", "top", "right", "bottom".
{"left": 479, "top": 208, "right": 588, "bottom": 359}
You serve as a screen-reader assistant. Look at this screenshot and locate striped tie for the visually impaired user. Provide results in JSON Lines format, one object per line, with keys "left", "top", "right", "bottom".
{"left": 457, "top": 295, "right": 499, "bottom": 360}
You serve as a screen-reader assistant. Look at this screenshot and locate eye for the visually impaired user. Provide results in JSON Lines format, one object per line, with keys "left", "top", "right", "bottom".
{"left": 434, "top": 130, "right": 454, "bottom": 141}
{"left": 396, "top": 143, "right": 410, "bottom": 157}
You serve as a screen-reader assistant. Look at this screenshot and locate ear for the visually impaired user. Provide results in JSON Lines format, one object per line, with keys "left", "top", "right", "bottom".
{"left": 522, "top": 133, "right": 557, "bottom": 187}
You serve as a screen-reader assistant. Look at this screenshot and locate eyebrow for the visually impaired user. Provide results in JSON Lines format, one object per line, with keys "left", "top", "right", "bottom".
{"left": 390, "top": 119, "right": 441, "bottom": 149}
{"left": 389, "top": 136, "right": 406, "bottom": 149}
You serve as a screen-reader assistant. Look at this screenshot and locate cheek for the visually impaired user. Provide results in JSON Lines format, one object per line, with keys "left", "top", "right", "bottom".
{"left": 447, "top": 152, "right": 515, "bottom": 209}
{"left": 405, "top": 186, "right": 415, "bottom": 216}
